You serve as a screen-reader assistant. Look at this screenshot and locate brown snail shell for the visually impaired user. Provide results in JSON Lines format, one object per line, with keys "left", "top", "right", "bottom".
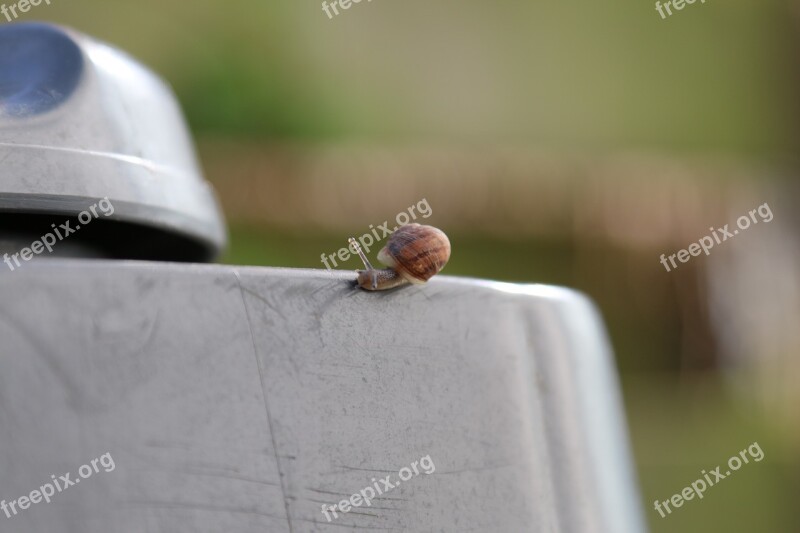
{"left": 377, "top": 224, "right": 450, "bottom": 284}
{"left": 350, "top": 223, "right": 451, "bottom": 291}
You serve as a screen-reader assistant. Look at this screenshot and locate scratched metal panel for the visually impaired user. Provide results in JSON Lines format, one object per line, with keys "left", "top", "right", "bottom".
{"left": 0, "top": 261, "right": 646, "bottom": 532}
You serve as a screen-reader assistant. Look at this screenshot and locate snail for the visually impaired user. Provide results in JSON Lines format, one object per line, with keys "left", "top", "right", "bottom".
{"left": 348, "top": 223, "right": 451, "bottom": 291}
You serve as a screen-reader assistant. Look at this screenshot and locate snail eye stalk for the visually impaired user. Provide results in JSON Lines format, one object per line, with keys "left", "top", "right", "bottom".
{"left": 348, "top": 237, "right": 373, "bottom": 270}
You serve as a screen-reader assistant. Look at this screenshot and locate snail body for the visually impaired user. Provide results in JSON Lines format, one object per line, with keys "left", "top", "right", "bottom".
{"left": 349, "top": 223, "right": 450, "bottom": 291}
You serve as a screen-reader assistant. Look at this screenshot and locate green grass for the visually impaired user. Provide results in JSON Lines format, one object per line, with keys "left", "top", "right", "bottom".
{"left": 625, "top": 376, "right": 800, "bottom": 532}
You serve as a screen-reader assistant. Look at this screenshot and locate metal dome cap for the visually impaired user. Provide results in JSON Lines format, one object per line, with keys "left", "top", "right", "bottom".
{"left": 0, "top": 22, "right": 226, "bottom": 262}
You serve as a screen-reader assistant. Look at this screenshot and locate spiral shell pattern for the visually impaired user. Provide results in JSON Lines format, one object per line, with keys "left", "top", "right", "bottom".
{"left": 377, "top": 223, "right": 451, "bottom": 284}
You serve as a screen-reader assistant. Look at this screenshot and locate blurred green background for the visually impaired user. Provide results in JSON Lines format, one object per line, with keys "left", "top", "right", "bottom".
{"left": 31, "top": 1, "right": 800, "bottom": 530}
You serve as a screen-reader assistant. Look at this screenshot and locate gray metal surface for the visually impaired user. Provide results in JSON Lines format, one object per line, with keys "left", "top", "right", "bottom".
{"left": 0, "top": 262, "right": 646, "bottom": 532}
{"left": 0, "top": 23, "right": 226, "bottom": 259}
